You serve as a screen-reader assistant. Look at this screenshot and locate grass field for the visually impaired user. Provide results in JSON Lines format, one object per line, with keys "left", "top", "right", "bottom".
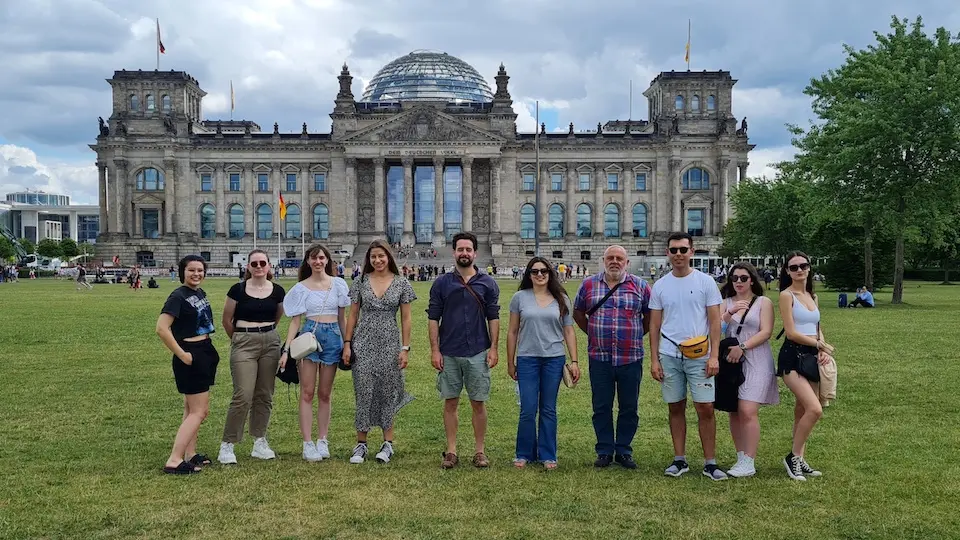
{"left": 0, "top": 276, "right": 958, "bottom": 540}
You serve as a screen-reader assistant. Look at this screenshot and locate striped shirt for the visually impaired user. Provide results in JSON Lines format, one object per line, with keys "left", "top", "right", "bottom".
{"left": 574, "top": 272, "right": 652, "bottom": 366}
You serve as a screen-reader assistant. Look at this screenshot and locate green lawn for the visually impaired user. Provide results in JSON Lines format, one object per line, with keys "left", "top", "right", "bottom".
{"left": 0, "top": 277, "right": 957, "bottom": 539}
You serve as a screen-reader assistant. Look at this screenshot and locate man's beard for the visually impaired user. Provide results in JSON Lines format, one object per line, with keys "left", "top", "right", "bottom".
{"left": 456, "top": 256, "right": 473, "bottom": 268}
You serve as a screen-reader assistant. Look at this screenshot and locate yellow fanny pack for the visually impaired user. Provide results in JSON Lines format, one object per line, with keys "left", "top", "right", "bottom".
{"left": 663, "top": 334, "right": 710, "bottom": 359}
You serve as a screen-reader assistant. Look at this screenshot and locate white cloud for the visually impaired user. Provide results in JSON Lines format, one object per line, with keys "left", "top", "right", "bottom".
{"left": 747, "top": 145, "right": 796, "bottom": 180}
{"left": 0, "top": 145, "right": 98, "bottom": 204}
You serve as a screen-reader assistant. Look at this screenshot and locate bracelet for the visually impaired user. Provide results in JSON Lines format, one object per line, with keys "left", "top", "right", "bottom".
{"left": 344, "top": 340, "right": 352, "bottom": 343}
{"left": 570, "top": 360, "right": 578, "bottom": 363}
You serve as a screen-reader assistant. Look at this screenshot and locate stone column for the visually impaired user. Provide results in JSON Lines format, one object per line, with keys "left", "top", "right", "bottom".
{"left": 401, "top": 157, "right": 414, "bottom": 245}
{"left": 113, "top": 159, "right": 130, "bottom": 235}
{"left": 718, "top": 158, "right": 730, "bottom": 232}
{"left": 490, "top": 158, "right": 502, "bottom": 235}
{"left": 433, "top": 157, "right": 445, "bottom": 246}
{"left": 300, "top": 164, "right": 309, "bottom": 242}
{"left": 738, "top": 162, "right": 748, "bottom": 185}
{"left": 461, "top": 156, "right": 473, "bottom": 234}
{"left": 671, "top": 159, "right": 683, "bottom": 232}
{"left": 244, "top": 164, "right": 254, "bottom": 239}
{"left": 654, "top": 156, "right": 668, "bottom": 234}
{"left": 97, "top": 161, "right": 109, "bottom": 234}
{"left": 622, "top": 162, "right": 633, "bottom": 237}
{"left": 163, "top": 159, "right": 177, "bottom": 235}
{"left": 565, "top": 162, "right": 576, "bottom": 236}
{"left": 373, "top": 158, "right": 386, "bottom": 235}
{"left": 345, "top": 158, "right": 357, "bottom": 239}
{"left": 272, "top": 162, "right": 282, "bottom": 240}
{"left": 215, "top": 163, "right": 226, "bottom": 237}
{"left": 538, "top": 162, "right": 549, "bottom": 237}
{"left": 593, "top": 164, "right": 604, "bottom": 237}
{"left": 69, "top": 210, "right": 78, "bottom": 241}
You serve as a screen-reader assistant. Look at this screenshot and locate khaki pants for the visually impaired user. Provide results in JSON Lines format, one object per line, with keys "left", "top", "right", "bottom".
{"left": 222, "top": 330, "right": 281, "bottom": 443}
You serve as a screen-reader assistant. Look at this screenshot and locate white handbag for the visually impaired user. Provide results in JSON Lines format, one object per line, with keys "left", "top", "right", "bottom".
{"left": 290, "top": 332, "right": 320, "bottom": 360}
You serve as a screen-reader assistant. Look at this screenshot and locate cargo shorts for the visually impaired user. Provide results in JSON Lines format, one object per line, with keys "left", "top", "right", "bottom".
{"left": 437, "top": 350, "right": 491, "bottom": 402}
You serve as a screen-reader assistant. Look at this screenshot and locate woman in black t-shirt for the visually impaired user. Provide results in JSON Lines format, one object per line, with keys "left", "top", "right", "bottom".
{"left": 217, "top": 249, "right": 286, "bottom": 465}
{"left": 156, "top": 255, "right": 220, "bottom": 475}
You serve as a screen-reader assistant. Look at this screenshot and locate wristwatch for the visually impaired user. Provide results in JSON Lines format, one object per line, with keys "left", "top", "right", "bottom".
{"left": 738, "top": 343, "right": 747, "bottom": 352}
{"left": 401, "top": 345, "right": 411, "bottom": 352}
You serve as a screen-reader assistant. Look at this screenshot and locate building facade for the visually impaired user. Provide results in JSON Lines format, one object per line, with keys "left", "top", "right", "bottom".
{"left": 1, "top": 191, "right": 100, "bottom": 245}
{"left": 89, "top": 51, "right": 752, "bottom": 267}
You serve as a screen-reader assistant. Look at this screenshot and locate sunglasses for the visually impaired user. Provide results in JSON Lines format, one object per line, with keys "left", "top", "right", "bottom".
{"left": 529, "top": 268, "right": 550, "bottom": 276}
{"left": 788, "top": 263, "right": 811, "bottom": 272}
{"left": 731, "top": 275, "right": 751, "bottom": 283}
{"left": 668, "top": 247, "right": 690, "bottom": 254}
{"left": 249, "top": 261, "right": 269, "bottom": 268}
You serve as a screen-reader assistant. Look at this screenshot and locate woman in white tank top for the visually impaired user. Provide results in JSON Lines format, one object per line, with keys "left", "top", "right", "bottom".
{"left": 777, "top": 251, "right": 835, "bottom": 481}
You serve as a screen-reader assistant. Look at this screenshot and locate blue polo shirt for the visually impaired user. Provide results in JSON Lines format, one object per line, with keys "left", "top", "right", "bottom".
{"left": 427, "top": 267, "right": 500, "bottom": 357}
{"left": 859, "top": 290, "right": 874, "bottom": 304}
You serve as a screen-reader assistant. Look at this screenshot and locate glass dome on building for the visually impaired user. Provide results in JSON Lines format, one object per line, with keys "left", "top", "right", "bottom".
{"left": 360, "top": 50, "right": 494, "bottom": 104}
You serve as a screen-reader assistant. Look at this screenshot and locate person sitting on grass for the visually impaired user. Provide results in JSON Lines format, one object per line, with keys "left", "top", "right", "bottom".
{"left": 148, "top": 276, "right": 159, "bottom": 289}
{"left": 156, "top": 255, "right": 220, "bottom": 475}
{"left": 847, "top": 286, "right": 874, "bottom": 308}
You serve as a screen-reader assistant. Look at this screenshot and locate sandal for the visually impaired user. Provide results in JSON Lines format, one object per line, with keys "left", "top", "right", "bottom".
{"left": 513, "top": 458, "right": 528, "bottom": 469}
{"left": 187, "top": 453, "right": 212, "bottom": 466}
{"left": 163, "top": 461, "right": 201, "bottom": 475}
{"left": 441, "top": 452, "right": 459, "bottom": 469}
{"left": 543, "top": 460, "right": 558, "bottom": 470}
{"left": 473, "top": 452, "right": 490, "bottom": 468}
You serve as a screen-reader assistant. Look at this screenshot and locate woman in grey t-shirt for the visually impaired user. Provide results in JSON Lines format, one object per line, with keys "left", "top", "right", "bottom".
{"left": 506, "top": 257, "right": 580, "bottom": 469}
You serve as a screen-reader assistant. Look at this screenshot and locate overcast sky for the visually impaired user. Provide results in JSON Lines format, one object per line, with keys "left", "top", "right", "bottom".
{"left": 2, "top": 0, "right": 958, "bottom": 204}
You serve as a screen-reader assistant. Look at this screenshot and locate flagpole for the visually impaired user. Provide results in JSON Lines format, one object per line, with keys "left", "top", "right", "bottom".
{"left": 156, "top": 18, "right": 160, "bottom": 70}
{"left": 534, "top": 100, "right": 540, "bottom": 257}
{"left": 300, "top": 186, "right": 305, "bottom": 259}
{"left": 687, "top": 19, "right": 691, "bottom": 71}
{"left": 277, "top": 206, "right": 281, "bottom": 270}
{"left": 629, "top": 79, "right": 633, "bottom": 120}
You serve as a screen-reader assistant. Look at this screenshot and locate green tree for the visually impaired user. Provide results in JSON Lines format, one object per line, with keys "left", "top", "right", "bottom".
{"left": 0, "top": 237, "right": 15, "bottom": 261}
{"left": 78, "top": 242, "right": 94, "bottom": 256}
{"left": 60, "top": 238, "right": 79, "bottom": 258}
{"left": 792, "top": 16, "right": 960, "bottom": 303}
{"left": 18, "top": 237, "right": 34, "bottom": 255}
{"left": 37, "top": 238, "right": 62, "bottom": 258}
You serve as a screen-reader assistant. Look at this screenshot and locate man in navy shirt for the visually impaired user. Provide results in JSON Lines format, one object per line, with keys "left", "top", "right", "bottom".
{"left": 428, "top": 232, "right": 500, "bottom": 469}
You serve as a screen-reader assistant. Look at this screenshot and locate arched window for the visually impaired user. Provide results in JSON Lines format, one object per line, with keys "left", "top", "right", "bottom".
{"left": 548, "top": 203, "right": 564, "bottom": 238}
{"left": 707, "top": 95, "right": 716, "bottom": 111}
{"left": 228, "top": 204, "right": 244, "bottom": 238}
{"left": 576, "top": 203, "right": 592, "bottom": 238}
{"left": 161, "top": 95, "right": 171, "bottom": 112}
{"left": 129, "top": 94, "right": 139, "bottom": 111}
{"left": 675, "top": 95, "right": 684, "bottom": 111}
{"left": 136, "top": 168, "right": 165, "bottom": 191}
{"left": 632, "top": 203, "right": 648, "bottom": 238}
{"left": 256, "top": 204, "right": 273, "bottom": 239}
{"left": 520, "top": 203, "right": 535, "bottom": 239}
{"left": 199, "top": 204, "right": 216, "bottom": 239}
{"left": 146, "top": 94, "right": 155, "bottom": 111}
{"left": 691, "top": 95, "right": 700, "bottom": 111}
{"left": 313, "top": 204, "right": 329, "bottom": 239}
{"left": 285, "top": 204, "right": 301, "bottom": 238}
{"left": 682, "top": 167, "right": 711, "bottom": 190}
{"left": 603, "top": 204, "right": 620, "bottom": 237}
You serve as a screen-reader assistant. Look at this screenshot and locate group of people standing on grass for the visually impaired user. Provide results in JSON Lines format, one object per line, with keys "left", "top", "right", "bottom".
{"left": 155, "top": 230, "right": 834, "bottom": 482}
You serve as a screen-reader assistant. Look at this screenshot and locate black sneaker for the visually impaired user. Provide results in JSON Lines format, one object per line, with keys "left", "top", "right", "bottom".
{"left": 664, "top": 459, "right": 689, "bottom": 477}
{"left": 798, "top": 457, "right": 822, "bottom": 477}
{"left": 784, "top": 454, "right": 807, "bottom": 481}
{"left": 615, "top": 454, "right": 637, "bottom": 469}
{"left": 594, "top": 454, "right": 613, "bottom": 468}
{"left": 702, "top": 463, "right": 728, "bottom": 481}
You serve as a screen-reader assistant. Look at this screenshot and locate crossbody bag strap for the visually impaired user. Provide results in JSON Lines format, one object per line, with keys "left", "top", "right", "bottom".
{"left": 733, "top": 295, "right": 759, "bottom": 337}
{"left": 586, "top": 280, "right": 625, "bottom": 316}
{"left": 456, "top": 273, "right": 486, "bottom": 312}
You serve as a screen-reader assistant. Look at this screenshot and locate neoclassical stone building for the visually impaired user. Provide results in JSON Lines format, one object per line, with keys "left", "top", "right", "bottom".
{"left": 90, "top": 50, "right": 752, "bottom": 267}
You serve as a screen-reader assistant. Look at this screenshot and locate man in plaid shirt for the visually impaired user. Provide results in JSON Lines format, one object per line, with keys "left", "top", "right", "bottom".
{"left": 573, "top": 245, "right": 651, "bottom": 469}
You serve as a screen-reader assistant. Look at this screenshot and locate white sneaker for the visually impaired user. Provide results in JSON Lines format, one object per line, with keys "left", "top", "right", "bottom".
{"left": 375, "top": 441, "right": 394, "bottom": 463}
{"left": 251, "top": 437, "right": 276, "bottom": 460}
{"left": 728, "top": 457, "right": 756, "bottom": 478}
{"left": 349, "top": 442, "right": 368, "bottom": 464}
{"left": 303, "top": 441, "right": 321, "bottom": 462}
{"left": 315, "top": 438, "right": 330, "bottom": 460}
{"left": 218, "top": 442, "right": 238, "bottom": 465}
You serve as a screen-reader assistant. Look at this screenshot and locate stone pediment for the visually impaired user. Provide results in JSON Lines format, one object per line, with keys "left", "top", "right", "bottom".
{"left": 344, "top": 107, "right": 504, "bottom": 144}
{"left": 682, "top": 193, "right": 712, "bottom": 205}
{"left": 134, "top": 192, "right": 166, "bottom": 205}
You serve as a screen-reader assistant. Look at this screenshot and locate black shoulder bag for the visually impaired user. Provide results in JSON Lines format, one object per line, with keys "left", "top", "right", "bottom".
{"left": 586, "top": 281, "right": 625, "bottom": 316}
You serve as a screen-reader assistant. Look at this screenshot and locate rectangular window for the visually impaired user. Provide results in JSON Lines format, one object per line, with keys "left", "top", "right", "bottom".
{"left": 635, "top": 173, "right": 647, "bottom": 191}
{"left": 200, "top": 251, "right": 211, "bottom": 262}
{"left": 229, "top": 173, "right": 240, "bottom": 191}
{"left": 607, "top": 173, "right": 619, "bottom": 191}
{"left": 522, "top": 173, "right": 535, "bottom": 191}
{"left": 257, "top": 173, "right": 269, "bottom": 192}
{"left": 550, "top": 173, "right": 563, "bottom": 191}
{"left": 200, "top": 174, "right": 212, "bottom": 192}
{"left": 77, "top": 215, "right": 99, "bottom": 244}
{"left": 142, "top": 209, "right": 160, "bottom": 239}
{"left": 313, "top": 173, "right": 326, "bottom": 192}
{"left": 579, "top": 173, "right": 591, "bottom": 191}
{"left": 687, "top": 208, "right": 705, "bottom": 237}
{"left": 286, "top": 173, "right": 297, "bottom": 192}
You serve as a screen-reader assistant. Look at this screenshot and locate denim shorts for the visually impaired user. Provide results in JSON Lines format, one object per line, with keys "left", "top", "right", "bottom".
{"left": 660, "top": 353, "right": 715, "bottom": 404}
{"left": 298, "top": 320, "right": 343, "bottom": 365}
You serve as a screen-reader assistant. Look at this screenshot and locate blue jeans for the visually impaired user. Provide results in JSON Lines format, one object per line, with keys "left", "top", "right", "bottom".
{"left": 515, "top": 355, "right": 565, "bottom": 462}
{"left": 589, "top": 359, "right": 643, "bottom": 457}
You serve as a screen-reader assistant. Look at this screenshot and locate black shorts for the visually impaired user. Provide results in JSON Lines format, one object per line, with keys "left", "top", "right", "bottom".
{"left": 172, "top": 339, "right": 220, "bottom": 395}
{"left": 777, "top": 339, "right": 817, "bottom": 377}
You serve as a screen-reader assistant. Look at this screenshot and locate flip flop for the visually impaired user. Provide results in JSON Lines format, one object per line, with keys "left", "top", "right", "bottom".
{"left": 163, "top": 461, "right": 201, "bottom": 475}
{"left": 188, "top": 453, "right": 212, "bottom": 466}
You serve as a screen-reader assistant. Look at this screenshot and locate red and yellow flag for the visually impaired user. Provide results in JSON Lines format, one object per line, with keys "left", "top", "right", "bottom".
{"left": 278, "top": 193, "right": 287, "bottom": 220}
{"left": 157, "top": 19, "right": 165, "bottom": 54}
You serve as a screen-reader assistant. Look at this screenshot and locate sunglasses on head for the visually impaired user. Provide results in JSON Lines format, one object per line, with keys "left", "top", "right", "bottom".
{"left": 788, "top": 263, "right": 810, "bottom": 272}
{"left": 668, "top": 247, "right": 690, "bottom": 255}
{"left": 731, "top": 275, "right": 750, "bottom": 283}
{"left": 529, "top": 268, "right": 550, "bottom": 276}
{"left": 249, "top": 261, "right": 269, "bottom": 268}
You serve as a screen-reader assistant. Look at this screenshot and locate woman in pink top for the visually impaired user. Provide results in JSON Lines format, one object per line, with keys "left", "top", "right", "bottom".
{"left": 720, "top": 262, "right": 777, "bottom": 478}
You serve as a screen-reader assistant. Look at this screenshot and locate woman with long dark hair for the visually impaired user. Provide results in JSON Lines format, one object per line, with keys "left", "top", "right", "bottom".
{"left": 341, "top": 240, "right": 417, "bottom": 464}
{"left": 217, "top": 249, "right": 285, "bottom": 464}
{"left": 280, "top": 243, "right": 351, "bottom": 462}
{"left": 719, "top": 262, "right": 777, "bottom": 478}
{"left": 506, "top": 257, "right": 580, "bottom": 469}
{"left": 777, "top": 251, "right": 833, "bottom": 480}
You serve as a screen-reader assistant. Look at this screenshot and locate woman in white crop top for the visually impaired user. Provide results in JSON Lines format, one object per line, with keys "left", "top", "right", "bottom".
{"left": 777, "top": 251, "right": 835, "bottom": 481}
{"left": 280, "top": 244, "right": 351, "bottom": 462}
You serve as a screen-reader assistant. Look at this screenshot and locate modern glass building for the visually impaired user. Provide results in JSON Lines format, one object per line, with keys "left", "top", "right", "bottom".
{"left": 2, "top": 192, "right": 99, "bottom": 244}
{"left": 6, "top": 192, "right": 71, "bottom": 206}
{"left": 360, "top": 50, "right": 494, "bottom": 104}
